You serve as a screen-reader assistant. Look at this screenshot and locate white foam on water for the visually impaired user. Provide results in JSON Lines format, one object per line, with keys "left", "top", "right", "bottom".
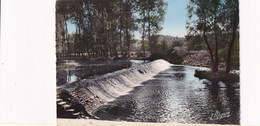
{"left": 60, "top": 59, "right": 172, "bottom": 112}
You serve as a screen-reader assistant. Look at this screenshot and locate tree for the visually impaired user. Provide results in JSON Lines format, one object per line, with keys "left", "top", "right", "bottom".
{"left": 136, "top": 0, "right": 147, "bottom": 56}
{"left": 222, "top": 0, "right": 239, "bottom": 73}
{"left": 187, "top": 0, "right": 239, "bottom": 73}
{"left": 56, "top": 0, "right": 72, "bottom": 58}
{"left": 185, "top": 35, "right": 205, "bottom": 51}
{"left": 56, "top": 0, "right": 167, "bottom": 60}
{"left": 136, "top": 0, "right": 167, "bottom": 55}
{"left": 118, "top": 0, "right": 138, "bottom": 57}
{"left": 71, "top": 0, "right": 84, "bottom": 57}
{"left": 187, "top": 0, "right": 223, "bottom": 72}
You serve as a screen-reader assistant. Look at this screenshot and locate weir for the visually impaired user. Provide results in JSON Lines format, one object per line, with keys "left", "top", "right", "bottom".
{"left": 57, "top": 59, "right": 172, "bottom": 118}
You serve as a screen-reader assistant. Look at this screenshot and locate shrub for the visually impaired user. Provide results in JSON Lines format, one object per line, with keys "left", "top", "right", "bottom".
{"left": 194, "top": 70, "right": 239, "bottom": 83}
{"left": 136, "top": 51, "right": 146, "bottom": 58}
{"left": 148, "top": 50, "right": 183, "bottom": 64}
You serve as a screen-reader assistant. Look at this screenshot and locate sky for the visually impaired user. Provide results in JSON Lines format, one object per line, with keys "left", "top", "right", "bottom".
{"left": 158, "top": 0, "right": 189, "bottom": 37}
{"left": 68, "top": 0, "right": 190, "bottom": 39}
{"left": 135, "top": 0, "right": 189, "bottom": 39}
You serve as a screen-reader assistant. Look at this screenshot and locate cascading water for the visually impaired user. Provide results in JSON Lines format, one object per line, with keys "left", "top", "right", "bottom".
{"left": 57, "top": 59, "right": 172, "bottom": 115}
{"left": 93, "top": 65, "right": 240, "bottom": 124}
{"left": 57, "top": 59, "right": 239, "bottom": 124}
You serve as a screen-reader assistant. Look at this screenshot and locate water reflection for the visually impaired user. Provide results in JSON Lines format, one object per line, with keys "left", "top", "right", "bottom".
{"left": 57, "top": 60, "right": 134, "bottom": 86}
{"left": 171, "top": 66, "right": 185, "bottom": 71}
{"left": 56, "top": 68, "right": 79, "bottom": 86}
{"left": 93, "top": 65, "right": 240, "bottom": 124}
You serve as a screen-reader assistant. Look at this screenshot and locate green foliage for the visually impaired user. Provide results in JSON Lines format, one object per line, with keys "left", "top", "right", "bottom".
{"left": 149, "top": 35, "right": 160, "bottom": 53}
{"left": 56, "top": 0, "right": 168, "bottom": 60}
{"left": 160, "top": 40, "right": 168, "bottom": 52}
{"left": 149, "top": 37, "right": 183, "bottom": 64}
{"left": 230, "top": 38, "right": 239, "bottom": 68}
{"left": 185, "top": 35, "right": 206, "bottom": 51}
{"left": 186, "top": 33, "right": 239, "bottom": 70}
{"left": 219, "top": 34, "right": 239, "bottom": 68}
{"left": 172, "top": 40, "right": 183, "bottom": 47}
{"left": 149, "top": 50, "right": 183, "bottom": 64}
{"left": 57, "top": 62, "right": 79, "bottom": 69}
{"left": 186, "top": 0, "right": 239, "bottom": 72}
{"left": 136, "top": 51, "right": 147, "bottom": 58}
{"left": 165, "top": 50, "right": 184, "bottom": 64}
{"left": 136, "top": 0, "right": 167, "bottom": 53}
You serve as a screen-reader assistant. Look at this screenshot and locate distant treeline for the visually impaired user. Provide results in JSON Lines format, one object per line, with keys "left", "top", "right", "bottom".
{"left": 56, "top": 0, "right": 167, "bottom": 59}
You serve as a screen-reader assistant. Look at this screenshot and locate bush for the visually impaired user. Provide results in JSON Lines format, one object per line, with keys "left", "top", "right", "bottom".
{"left": 148, "top": 50, "right": 183, "bottom": 64}
{"left": 165, "top": 51, "right": 183, "bottom": 64}
{"left": 194, "top": 70, "right": 239, "bottom": 83}
{"left": 136, "top": 51, "right": 146, "bottom": 58}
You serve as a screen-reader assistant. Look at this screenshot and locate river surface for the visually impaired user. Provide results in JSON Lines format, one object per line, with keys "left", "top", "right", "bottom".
{"left": 56, "top": 60, "right": 132, "bottom": 86}
{"left": 56, "top": 60, "right": 147, "bottom": 85}
{"left": 93, "top": 65, "right": 240, "bottom": 124}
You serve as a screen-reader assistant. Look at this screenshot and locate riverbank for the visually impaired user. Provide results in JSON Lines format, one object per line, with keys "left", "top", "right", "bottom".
{"left": 195, "top": 70, "right": 239, "bottom": 83}
{"left": 182, "top": 50, "right": 227, "bottom": 70}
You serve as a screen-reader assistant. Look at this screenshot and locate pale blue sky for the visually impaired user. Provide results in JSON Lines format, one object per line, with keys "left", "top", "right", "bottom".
{"left": 68, "top": 0, "right": 189, "bottom": 39}
{"left": 159, "top": 0, "right": 189, "bottom": 37}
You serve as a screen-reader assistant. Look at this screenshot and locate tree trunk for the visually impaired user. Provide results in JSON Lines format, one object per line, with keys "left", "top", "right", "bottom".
{"left": 64, "top": 16, "right": 70, "bottom": 59}
{"left": 147, "top": 9, "right": 152, "bottom": 53}
{"left": 119, "top": 28, "right": 123, "bottom": 56}
{"left": 213, "top": 25, "right": 219, "bottom": 72}
{"left": 74, "top": 26, "right": 78, "bottom": 58}
{"left": 226, "top": 21, "right": 238, "bottom": 73}
{"left": 142, "top": 10, "right": 146, "bottom": 57}
{"left": 203, "top": 26, "right": 215, "bottom": 70}
{"left": 119, "top": 6, "right": 123, "bottom": 56}
{"left": 125, "top": 28, "right": 130, "bottom": 58}
{"left": 77, "top": 24, "right": 81, "bottom": 58}
{"left": 114, "top": 42, "right": 118, "bottom": 58}
{"left": 62, "top": 14, "right": 68, "bottom": 58}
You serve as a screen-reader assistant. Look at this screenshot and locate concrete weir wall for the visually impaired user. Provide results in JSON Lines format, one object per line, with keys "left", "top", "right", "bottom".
{"left": 57, "top": 59, "right": 172, "bottom": 118}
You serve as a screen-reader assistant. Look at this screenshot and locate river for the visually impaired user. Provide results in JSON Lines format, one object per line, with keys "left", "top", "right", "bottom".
{"left": 92, "top": 65, "right": 240, "bottom": 124}
{"left": 56, "top": 60, "right": 148, "bottom": 86}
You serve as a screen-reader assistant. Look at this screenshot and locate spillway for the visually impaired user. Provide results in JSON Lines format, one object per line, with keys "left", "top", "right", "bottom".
{"left": 57, "top": 59, "right": 172, "bottom": 117}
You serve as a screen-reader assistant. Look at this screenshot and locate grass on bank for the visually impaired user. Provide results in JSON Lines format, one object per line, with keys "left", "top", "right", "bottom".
{"left": 194, "top": 70, "right": 239, "bottom": 83}
{"left": 57, "top": 62, "right": 80, "bottom": 69}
